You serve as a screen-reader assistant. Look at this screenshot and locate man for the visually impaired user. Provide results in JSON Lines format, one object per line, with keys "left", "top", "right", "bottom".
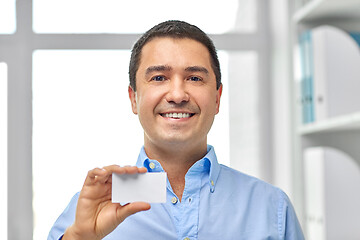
{"left": 48, "top": 20, "right": 304, "bottom": 240}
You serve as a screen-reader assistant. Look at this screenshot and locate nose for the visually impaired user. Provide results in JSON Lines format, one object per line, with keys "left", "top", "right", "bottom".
{"left": 165, "top": 78, "right": 189, "bottom": 104}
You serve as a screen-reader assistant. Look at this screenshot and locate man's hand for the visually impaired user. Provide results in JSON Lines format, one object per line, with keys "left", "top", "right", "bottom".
{"left": 63, "top": 165, "right": 151, "bottom": 240}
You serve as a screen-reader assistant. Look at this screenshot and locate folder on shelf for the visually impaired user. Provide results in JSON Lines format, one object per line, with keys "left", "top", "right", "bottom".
{"left": 350, "top": 32, "right": 360, "bottom": 46}
{"left": 299, "top": 32, "right": 308, "bottom": 124}
{"left": 312, "top": 25, "right": 360, "bottom": 121}
{"left": 299, "top": 31, "right": 315, "bottom": 124}
{"left": 298, "top": 25, "right": 360, "bottom": 124}
{"left": 304, "top": 147, "right": 360, "bottom": 240}
{"left": 307, "top": 31, "right": 315, "bottom": 123}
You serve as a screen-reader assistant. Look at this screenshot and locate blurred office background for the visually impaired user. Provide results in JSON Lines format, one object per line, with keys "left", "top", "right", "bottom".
{"left": 1, "top": 0, "right": 360, "bottom": 239}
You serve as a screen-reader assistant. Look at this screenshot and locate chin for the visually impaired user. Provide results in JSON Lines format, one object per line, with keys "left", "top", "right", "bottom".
{"left": 158, "top": 135, "right": 193, "bottom": 146}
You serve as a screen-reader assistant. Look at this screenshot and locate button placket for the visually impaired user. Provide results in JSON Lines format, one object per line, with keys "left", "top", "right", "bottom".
{"left": 210, "top": 180, "right": 215, "bottom": 193}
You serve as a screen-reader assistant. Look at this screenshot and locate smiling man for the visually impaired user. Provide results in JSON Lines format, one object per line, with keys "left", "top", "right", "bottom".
{"left": 48, "top": 20, "right": 304, "bottom": 240}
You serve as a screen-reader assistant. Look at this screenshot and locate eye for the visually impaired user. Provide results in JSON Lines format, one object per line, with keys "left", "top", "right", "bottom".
{"left": 188, "top": 76, "right": 202, "bottom": 82}
{"left": 151, "top": 75, "right": 166, "bottom": 81}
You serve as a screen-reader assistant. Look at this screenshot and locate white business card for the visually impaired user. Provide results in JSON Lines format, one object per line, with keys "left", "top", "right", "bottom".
{"left": 112, "top": 172, "right": 167, "bottom": 203}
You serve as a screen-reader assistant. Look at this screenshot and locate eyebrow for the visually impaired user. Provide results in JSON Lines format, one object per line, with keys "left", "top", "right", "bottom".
{"left": 185, "top": 66, "right": 209, "bottom": 75}
{"left": 145, "top": 65, "right": 172, "bottom": 76}
{"left": 145, "top": 65, "right": 210, "bottom": 77}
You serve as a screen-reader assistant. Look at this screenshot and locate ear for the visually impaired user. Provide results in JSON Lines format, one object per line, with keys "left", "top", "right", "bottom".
{"left": 128, "top": 86, "right": 138, "bottom": 114}
{"left": 215, "top": 84, "right": 223, "bottom": 114}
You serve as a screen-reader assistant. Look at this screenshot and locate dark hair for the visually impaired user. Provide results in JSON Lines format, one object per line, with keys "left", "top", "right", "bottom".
{"left": 129, "top": 20, "right": 221, "bottom": 91}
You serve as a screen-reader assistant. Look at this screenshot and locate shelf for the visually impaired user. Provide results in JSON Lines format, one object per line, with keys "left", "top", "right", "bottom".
{"left": 298, "top": 112, "right": 360, "bottom": 135}
{"left": 293, "top": 0, "right": 360, "bottom": 23}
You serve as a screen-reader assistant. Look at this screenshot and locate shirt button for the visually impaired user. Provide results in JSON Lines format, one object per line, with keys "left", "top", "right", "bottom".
{"left": 149, "top": 162, "right": 155, "bottom": 170}
{"left": 171, "top": 197, "right": 178, "bottom": 204}
{"left": 211, "top": 180, "right": 214, "bottom": 186}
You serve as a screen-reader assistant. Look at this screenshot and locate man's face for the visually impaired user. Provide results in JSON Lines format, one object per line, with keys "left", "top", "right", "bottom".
{"left": 129, "top": 37, "right": 222, "bottom": 149}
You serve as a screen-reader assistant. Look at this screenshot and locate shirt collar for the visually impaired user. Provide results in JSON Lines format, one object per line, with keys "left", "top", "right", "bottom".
{"left": 135, "top": 145, "right": 220, "bottom": 193}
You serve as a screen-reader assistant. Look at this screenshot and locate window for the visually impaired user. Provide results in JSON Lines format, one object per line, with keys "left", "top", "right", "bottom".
{"left": 0, "top": 0, "right": 16, "bottom": 34}
{"left": 33, "top": 0, "right": 256, "bottom": 34}
{"left": 0, "top": 62, "right": 8, "bottom": 239}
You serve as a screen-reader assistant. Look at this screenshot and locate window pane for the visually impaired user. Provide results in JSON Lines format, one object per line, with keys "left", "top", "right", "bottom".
{"left": 33, "top": 0, "right": 256, "bottom": 34}
{"left": 0, "top": 0, "right": 16, "bottom": 34}
{"left": 226, "top": 51, "right": 260, "bottom": 178}
{"left": 0, "top": 62, "right": 8, "bottom": 239}
{"left": 32, "top": 50, "right": 142, "bottom": 240}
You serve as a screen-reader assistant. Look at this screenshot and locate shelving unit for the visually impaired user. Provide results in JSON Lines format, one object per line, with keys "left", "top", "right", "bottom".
{"left": 290, "top": 0, "right": 360, "bottom": 239}
{"left": 292, "top": 0, "right": 360, "bottom": 153}
{"left": 293, "top": 0, "right": 360, "bottom": 23}
{"left": 298, "top": 111, "right": 360, "bottom": 135}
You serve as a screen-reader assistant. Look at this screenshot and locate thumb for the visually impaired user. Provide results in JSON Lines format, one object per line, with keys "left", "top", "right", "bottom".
{"left": 116, "top": 202, "right": 151, "bottom": 223}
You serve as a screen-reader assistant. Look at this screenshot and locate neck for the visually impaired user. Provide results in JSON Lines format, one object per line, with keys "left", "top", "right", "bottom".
{"left": 144, "top": 139, "right": 208, "bottom": 201}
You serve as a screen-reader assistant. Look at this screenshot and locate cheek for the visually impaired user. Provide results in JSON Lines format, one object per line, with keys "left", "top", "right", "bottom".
{"left": 195, "top": 92, "right": 219, "bottom": 113}
{"left": 136, "top": 90, "right": 162, "bottom": 114}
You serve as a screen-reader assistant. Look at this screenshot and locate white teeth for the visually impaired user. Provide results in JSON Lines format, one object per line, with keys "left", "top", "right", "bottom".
{"left": 164, "top": 113, "right": 191, "bottom": 118}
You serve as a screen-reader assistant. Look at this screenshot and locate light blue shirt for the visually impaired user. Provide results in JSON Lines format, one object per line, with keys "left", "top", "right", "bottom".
{"left": 48, "top": 145, "right": 304, "bottom": 240}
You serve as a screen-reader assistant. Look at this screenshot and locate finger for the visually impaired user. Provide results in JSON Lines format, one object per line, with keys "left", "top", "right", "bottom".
{"left": 124, "top": 166, "right": 144, "bottom": 174}
{"left": 88, "top": 168, "right": 107, "bottom": 178}
{"left": 103, "top": 165, "right": 148, "bottom": 175}
{"left": 84, "top": 168, "right": 108, "bottom": 185}
{"left": 138, "top": 167, "right": 148, "bottom": 173}
{"left": 102, "top": 165, "right": 127, "bottom": 175}
{"left": 85, "top": 165, "right": 148, "bottom": 185}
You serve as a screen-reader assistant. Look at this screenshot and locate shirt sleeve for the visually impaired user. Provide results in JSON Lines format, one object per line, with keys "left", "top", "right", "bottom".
{"left": 47, "top": 192, "right": 79, "bottom": 240}
{"left": 278, "top": 191, "right": 305, "bottom": 240}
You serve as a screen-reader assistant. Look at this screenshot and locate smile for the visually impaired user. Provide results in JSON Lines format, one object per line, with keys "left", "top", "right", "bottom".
{"left": 160, "top": 112, "right": 195, "bottom": 119}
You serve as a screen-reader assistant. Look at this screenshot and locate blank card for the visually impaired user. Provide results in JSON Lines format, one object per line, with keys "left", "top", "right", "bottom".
{"left": 112, "top": 172, "right": 167, "bottom": 203}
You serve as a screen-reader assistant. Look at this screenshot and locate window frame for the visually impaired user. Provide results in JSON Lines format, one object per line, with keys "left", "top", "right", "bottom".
{"left": 0, "top": 62, "right": 8, "bottom": 240}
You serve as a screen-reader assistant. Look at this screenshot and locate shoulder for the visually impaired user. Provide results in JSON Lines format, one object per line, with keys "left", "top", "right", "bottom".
{"left": 216, "top": 165, "right": 304, "bottom": 238}
{"left": 216, "top": 164, "right": 293, "bottom": 215}
{"left": 218, "top": 164, "right": 284, "bottom": 196}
